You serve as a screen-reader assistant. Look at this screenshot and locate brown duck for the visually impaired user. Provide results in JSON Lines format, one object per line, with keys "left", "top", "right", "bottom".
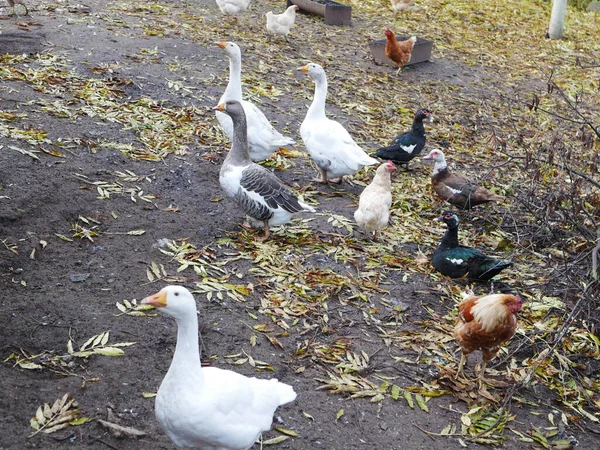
{"left": 422, "top": 149, "right": 504, "bottom": 210}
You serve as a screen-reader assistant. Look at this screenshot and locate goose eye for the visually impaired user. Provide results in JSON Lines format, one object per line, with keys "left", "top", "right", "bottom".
{"left": 175, "top": 292, "right": 180, "bottom": 296}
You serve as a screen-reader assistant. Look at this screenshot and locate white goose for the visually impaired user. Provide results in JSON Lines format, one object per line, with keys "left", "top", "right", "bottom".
{"left": 216, "top": 100, "right": 315, "bottom": 241}
{"left": 215, "top": 42, "right": 295, "bottom": 162}
{"left": 142, "top": 286, "right": 297, "bottom": 450}
{"left": 298, "top": 63, "right": 378, "bottom": 184}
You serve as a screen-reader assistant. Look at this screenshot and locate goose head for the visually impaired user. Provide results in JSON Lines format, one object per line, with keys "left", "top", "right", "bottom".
{"left": 142, "top": 285, "right": 197, "bottom": 321}
{"left": 214, "top": 100, "right": 245, "bottom": 121}
{"left": 215, "top": 41, "right": 241, "bottom": 60}
{"left": 297, "top": 63, "right": 326, "bottom": 82}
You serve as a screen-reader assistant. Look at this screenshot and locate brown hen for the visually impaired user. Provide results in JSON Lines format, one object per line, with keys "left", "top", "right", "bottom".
{"left": 384, "top": 28, "right": 416, "bottom": 75}
{"left": 454, "top": 293, "right": 522, "bottom": 387}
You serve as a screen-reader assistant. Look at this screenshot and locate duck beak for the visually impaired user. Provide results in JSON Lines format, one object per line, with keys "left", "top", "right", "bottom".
{"left": 215, "top": 41, "right": 227, "bottom": 49}
{"left": 422, "top": 154, "right": 432, "bottom": 160}
{"left": 297, "top": 65, "right": 309, "bottom": 72}
{"left": 428, "top": 115, "right": 435, "bottom": 123}
{"left": 434, "top": 216, "right": 443, "bottom": 222}
{"left": 141, "top": 289, "right": 167, "bottom": 308}
{"left": 214, "top": 103, "right": 226, "bottom": 112}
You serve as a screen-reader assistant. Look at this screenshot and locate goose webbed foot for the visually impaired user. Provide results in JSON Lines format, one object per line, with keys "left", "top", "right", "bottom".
{"left": 312, "top": 168, "right": 329, "bottom": 184}
{"left": 255, "top": 222, "right": 271, "bottom": 242}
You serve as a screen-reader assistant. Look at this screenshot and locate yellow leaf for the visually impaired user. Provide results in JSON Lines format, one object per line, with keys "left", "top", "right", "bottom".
{"left": 403, "top": 390, "right": 414, "bottom": 409}
{"left": 70, "top": 417, "right": 93, "bottom": 426}
{"left": 415, "top": 394, "right": 429, "bottom": 412}
{"left": 440, "top": 424, "right": 452, "bottom": 435}
{"left": 263, "top": 436, "right": 289, "bottom": 445}
{"left": 93, "top": 347, "right": 124, "bottom": 357}
{"left": 274, "top": 427, "right": 298, "bottom": 437}
{"left": 302, "top": 411, "right": 314, "bottom": 421}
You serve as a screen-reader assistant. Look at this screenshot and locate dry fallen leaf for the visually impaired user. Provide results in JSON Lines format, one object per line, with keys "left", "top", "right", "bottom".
{"left": 97, "top": 419, "right": 147, "bottom": 438}
{"left": 29, "top": 393, "right": 85, "bottom": 437}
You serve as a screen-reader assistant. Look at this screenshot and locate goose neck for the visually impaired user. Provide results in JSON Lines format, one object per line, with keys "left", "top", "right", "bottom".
{"left": 307, "top": 74, "right": 328, "bottom": 120}
{"left": 225, "top": 55, "right": 243, "bottom": 101}
{"left": 170, "top": 312, "right": 202, "bottom": 374}
{"left": 225, "top": 111, "right": 252, "bottom": 166}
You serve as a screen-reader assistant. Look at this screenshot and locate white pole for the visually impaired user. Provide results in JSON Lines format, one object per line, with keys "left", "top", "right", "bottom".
{"left": 548, "top": 0, "right": 567, "bottom": 39}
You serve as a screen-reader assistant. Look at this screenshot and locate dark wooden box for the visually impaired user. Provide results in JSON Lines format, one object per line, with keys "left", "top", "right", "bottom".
{"left": 369, "top": 36, "right": 433, "bottom": 67}
{"left": 287, "top": 0, "right": 352, "bottom": 26}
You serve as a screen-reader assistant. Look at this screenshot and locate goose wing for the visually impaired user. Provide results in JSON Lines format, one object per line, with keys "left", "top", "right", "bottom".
{"left": 237, "top": 164, "right": 309, "bottom": 215}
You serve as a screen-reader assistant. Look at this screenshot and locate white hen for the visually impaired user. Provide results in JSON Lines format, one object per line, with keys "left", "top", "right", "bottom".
{"left": 266, "top": 5, "right": 299, "bottom": 37}
{"left": 390, "top": 0, "right": 422, "bottom": 11}
{"left": 6, "top": 0, "right": 28, "bottom": 15}
{"left": 142, "top": 286, "right": 296, "bottom": 450}
{"left": 354, "top": 161, "right": 396, "bottom": 239}
{"left": 216, "top": 0, "right": 251, "bottom": 16}
{"left": 298, "top": 63, "right": 378, "bottom": 184}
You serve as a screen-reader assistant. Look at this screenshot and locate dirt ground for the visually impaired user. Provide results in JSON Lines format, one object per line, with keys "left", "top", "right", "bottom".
{"left": 1, "top": 0, "right": 599, "bottom": 449}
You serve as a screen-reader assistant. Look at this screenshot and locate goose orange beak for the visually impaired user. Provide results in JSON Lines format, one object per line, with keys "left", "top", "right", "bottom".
{"left": 141, "top": 289, "right": 167, "bottom": 308}
{"left": 297, "top": 65, "right": 309, "bottom": 72}
{"left": 215, "top": 41, "right": 228, "bottom": 49}
{"left": 214, "top": 103, "right": 226, "bottom": 112}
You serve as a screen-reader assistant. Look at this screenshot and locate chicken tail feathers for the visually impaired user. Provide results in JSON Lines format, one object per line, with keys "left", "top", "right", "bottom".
{"left": 273, "top": 380, "right": 297, "bottom": 405}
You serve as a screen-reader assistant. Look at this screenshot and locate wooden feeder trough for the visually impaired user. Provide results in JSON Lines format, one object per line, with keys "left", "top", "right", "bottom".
{"left": 369, "top": 36, "right": 433, "bottom": 68}
{"left": 287, "top": 0, "right": 352, "bottom": 26}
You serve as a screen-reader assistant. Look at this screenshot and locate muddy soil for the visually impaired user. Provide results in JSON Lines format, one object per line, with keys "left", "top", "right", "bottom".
{"left": 1, "top": 1, "right": 598, "bottom": 449}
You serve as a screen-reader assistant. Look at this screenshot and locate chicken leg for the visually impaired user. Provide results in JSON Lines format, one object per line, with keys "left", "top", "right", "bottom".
{"left": 7, "top": 0, "right": 29, "bottom": 15}
{"left": 476, "top": 360, "right": 488, "bottom": 388}
{"left": 455, "top": 352, "right": 467, "bottom": 378}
